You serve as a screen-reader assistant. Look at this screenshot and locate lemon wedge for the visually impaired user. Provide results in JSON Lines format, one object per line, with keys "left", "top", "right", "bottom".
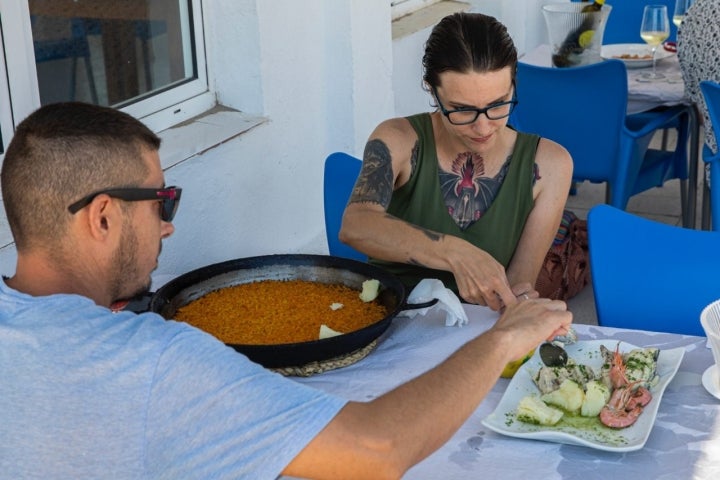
{"left": 359, "top": 279, "right": 380, "bottom": 302}
{"left": 319, "top": 324, "right": 343, "bottom": 339}
{"left": 501, "top": 348, "right": 535, "bottom": 378}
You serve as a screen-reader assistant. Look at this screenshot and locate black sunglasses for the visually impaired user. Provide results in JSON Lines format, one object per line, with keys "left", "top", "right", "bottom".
{"left": 67, "top": 186, "right": 182, "bottom": 222}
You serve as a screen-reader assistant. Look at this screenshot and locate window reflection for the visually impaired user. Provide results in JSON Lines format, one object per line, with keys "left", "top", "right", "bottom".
{"left": 29, "top": 0, "right": 196, "bottom": 107}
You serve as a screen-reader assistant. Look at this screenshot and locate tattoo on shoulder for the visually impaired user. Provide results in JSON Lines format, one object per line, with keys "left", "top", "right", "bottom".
{"left": 349, "top": 139, "right": 394, "bottom": 208}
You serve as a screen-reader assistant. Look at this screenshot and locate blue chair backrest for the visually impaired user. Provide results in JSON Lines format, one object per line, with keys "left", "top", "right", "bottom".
{"left": 588, "top": 204, "right": 720, "bottom": 336}
{"left": 513, "top": 60, "right": 628, "bottom": 184}
{"left": 700, "top": 80, "right": 720, "bottom": 230}
{"left": 323, "top": 152, "right": 368, "bottom": 262}
{"left": 571, "top": 0, "right": 678, "bottom": 43}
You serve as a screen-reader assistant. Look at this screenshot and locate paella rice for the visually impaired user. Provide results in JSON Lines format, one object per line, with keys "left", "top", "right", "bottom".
{"left": 174, "top": 279, "right": 389, "bottom": 345}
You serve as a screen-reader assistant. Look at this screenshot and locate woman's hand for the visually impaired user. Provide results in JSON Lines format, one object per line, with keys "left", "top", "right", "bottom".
{"left": 447, "top": 244, "right": 516, "bottom": 310}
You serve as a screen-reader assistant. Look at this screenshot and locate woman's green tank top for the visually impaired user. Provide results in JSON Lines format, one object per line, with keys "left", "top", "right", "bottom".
{"left": 369, "top": 113, "right": 539, "bottom": 295}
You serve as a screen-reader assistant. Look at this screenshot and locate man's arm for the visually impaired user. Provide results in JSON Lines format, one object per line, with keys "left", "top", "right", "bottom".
{"left": 282, "top": 299, "right": 572, "bottom": 479}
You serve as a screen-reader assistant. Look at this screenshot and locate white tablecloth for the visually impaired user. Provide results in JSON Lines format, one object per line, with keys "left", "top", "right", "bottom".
{"left": 286, "top": 304, "right": 720, "bottom": 479}
{"left": 521, "top": 44, "right": 689, "bottom": 115}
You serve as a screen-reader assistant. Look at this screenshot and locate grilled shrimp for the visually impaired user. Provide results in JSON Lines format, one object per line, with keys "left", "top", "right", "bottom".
{"left": 599, "top": 383, "right": 653, "bottom": 429}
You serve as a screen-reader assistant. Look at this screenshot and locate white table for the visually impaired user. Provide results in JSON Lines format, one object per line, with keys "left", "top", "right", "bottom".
{"left": 521, "top": 44, "right": 700, "bottom": 229}
{"left": 287, "top": 304, "right": 720, "bottom": 479}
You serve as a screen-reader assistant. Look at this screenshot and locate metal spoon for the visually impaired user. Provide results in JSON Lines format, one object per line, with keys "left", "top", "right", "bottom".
{"left": 539, "top": 342, "right": 568, "bottom": 367}
{"left": 539, "top": 327, "right": 577, "bottom": 367}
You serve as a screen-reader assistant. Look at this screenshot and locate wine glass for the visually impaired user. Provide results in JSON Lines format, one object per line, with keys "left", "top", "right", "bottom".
{"left": 673, "top": 0, "right": 693, "bottom": 27}
{"left": 639, "top": 5, "right": 670, "bottom": 81}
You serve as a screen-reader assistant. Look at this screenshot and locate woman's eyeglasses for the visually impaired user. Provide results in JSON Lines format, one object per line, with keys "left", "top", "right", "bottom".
{"left": 67, "top": 186, "right": 182, "bottom": 222}
{"left": 432, "top": 86, "right": 518, "bottom": 125}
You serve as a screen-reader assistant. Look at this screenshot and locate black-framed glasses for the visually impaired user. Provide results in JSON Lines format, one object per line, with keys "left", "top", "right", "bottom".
{"left": 67, "top": 186, "right": 182, "bottom": 222}
{"left": 432, "top": 86, "right": 518, "bottom": 125}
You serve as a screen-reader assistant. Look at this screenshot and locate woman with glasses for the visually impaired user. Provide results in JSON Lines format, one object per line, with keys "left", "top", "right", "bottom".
{"left": 340, "top": 12, "right": 573, "bottom": 310}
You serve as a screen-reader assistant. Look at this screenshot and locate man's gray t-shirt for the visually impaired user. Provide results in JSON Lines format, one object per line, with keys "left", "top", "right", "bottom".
{"left": 0, "top": 280, "right": 347, "bottom": 479}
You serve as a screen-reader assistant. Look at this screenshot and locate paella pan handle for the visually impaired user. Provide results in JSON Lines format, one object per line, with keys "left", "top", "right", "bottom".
{"left": 401, "top": 298, "right": 439, "bottom": 310}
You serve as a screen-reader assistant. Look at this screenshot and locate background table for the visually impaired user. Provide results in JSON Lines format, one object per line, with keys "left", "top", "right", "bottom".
{"left": 285, "top": 304, "right": 720, "bottom": 479}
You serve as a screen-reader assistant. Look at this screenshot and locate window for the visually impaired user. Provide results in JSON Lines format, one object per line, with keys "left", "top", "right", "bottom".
{"left": 0, "top": 0, "right": 214, "bottom": 154}
{"left": 391, "top": 0, "right": 443, "bottom": 21}
{"left": 0, "top": 15, "right": 13, "bottom": 157}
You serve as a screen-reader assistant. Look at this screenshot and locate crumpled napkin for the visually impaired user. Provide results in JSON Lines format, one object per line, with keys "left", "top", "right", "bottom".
{"left": 398, "top": 278, "right": 468, "bottom": 327}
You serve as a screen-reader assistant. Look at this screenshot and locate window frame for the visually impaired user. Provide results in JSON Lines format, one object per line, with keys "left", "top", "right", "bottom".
{"left": 0, "top": 0, "right": 215, "bottom": 155}
{"left": 0, "top": 17, "right": 14, "bottom": 156}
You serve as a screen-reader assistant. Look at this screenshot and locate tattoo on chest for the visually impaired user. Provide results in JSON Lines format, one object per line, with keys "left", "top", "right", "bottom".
{"left": 350, "top": 139, "right": 394, "bottom": 208}
{"left": 439, "top": 151, "right": 509, "bottom": 230}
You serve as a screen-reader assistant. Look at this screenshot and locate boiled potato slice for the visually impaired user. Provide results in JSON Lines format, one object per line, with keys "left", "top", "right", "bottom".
{"left": 580, "top": 380, "right": 611, "bottom": 417}
{"left": 517, "top": 395, "right": 564, "bottom": 426}
{"left": 541, "top": 379, "right": 585, "bottom": 414}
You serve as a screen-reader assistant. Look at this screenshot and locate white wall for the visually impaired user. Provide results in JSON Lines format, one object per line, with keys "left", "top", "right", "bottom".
{"left": 152, "top": 0, "right": 396, "bottom": 281}
{"left": 0, "top": 0, "right": 550, "bottom": 284}
{"left": 393, "top": 0, "right": 554, "bottom": 117}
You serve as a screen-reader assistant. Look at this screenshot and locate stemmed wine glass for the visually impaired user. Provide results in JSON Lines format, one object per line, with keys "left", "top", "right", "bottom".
{"left": 639, "top": 5, "right": 671, "bottom": 81}
{"left": 673, "top": 0, "right": 693, "bottom": 27}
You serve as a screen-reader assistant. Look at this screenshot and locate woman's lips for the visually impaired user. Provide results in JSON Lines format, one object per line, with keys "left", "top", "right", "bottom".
{"left": 469, "top": 133, "right": 491, "bottom": 143}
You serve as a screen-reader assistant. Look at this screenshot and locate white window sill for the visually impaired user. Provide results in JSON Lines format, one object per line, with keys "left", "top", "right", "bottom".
{"left": 0, "top": 107, "right": 266, "bottom": 252}
{"left": 157, "top": 106, "right": 267, "bottom": 170}
{"left": 392, "top": 0, "right": 470, "bottom": 40}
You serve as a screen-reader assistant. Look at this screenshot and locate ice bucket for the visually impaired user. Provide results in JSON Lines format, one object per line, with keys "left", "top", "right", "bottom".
{"left": 701, "top": 300, "right": 720, "bottom": 383}
{"left": 542, "top": 2, "right": 612, "bottom": 68}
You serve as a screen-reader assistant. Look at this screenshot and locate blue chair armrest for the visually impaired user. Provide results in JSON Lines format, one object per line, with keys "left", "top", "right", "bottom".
{"left": 624, "top": 104, "right": 690, "bottom": 139}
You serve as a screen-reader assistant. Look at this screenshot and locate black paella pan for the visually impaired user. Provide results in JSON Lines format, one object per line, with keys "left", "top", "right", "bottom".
{"left": 148, "top": 254, "right": 436, "bottom": 369}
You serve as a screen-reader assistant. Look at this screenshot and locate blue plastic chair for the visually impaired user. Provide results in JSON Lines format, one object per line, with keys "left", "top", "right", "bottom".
{"left": 700, "top": 81, "right": 720, "bottom": 231}
{"left": 323, "top": 152, "right": 368, "bottom": 262}
{"left": 512, "top": 60, "right": 690, "bottom": 214}
{"left": 588, "top": 204, "right": 720, "bottom": 336}
{"left": 572, "top": 0, "right": 679, "bottom": 43}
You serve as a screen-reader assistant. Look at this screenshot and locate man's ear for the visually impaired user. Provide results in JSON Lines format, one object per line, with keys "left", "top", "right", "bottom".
{"left": 84, "top": 195, "right": 119, "bottom": 240}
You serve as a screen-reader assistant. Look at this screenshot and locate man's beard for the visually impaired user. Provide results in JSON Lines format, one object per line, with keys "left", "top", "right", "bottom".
{"left": 109, "top": 227, "right": 155, "bottom": 305}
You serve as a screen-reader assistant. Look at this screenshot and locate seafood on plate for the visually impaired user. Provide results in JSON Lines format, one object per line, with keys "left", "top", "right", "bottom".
{"left": 600, "top": 344, "right": 659, "bottom": 389}
{"left": 597, "top": 343, "right": 658, "bottom": 428}
{"left": 533, "top": 359, "right": 596, "bottom": 395}
{"left": 516, "top": 342, "right": 660, "bottom": 429}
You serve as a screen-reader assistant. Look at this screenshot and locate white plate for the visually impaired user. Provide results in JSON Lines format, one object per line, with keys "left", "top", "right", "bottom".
{"left": 481, "top": 340, "right": 685, "bottom": 452}
{"left": 702, "top": 365, "right": 720, "bottom": 400}
{"left": 601, "top": 43, "right": 675, "bottom": 68}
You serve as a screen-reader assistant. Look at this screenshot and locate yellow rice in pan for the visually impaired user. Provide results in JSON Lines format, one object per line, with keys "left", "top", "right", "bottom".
{"left": 174, "top": 279, "right": 389, "bottom": 345}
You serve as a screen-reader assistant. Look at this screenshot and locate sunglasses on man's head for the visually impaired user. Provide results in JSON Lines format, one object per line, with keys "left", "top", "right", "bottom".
{"left": 67, "top": 186, "right": 182, "bottom": 222}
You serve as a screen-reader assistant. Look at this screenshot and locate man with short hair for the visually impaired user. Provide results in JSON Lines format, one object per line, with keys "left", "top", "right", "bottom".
{"left": 0, "top": 102, "right": 571, "bottom": 479}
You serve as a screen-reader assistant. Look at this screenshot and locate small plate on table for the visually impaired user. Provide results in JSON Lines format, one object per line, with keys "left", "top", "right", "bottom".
{"left": 702, "top": 365, "right": 720, "bottom": 400}
{"left": 601, "top": 43, "right": 675, "bottom": 68}
{"left": 481, "top": 340, "right": 685, "bottom": 452}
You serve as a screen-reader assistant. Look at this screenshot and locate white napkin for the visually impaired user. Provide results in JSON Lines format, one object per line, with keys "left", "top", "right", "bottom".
{"left": 398, "top": 278, "right": 468, "bottom": 327}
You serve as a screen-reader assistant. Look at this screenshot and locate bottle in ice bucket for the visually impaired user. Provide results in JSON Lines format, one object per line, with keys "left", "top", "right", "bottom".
{"left": 552, "top": 0, "right": 606, "bottom": 68}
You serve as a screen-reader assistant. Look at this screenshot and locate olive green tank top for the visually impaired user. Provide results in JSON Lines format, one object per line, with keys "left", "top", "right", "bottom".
{"left": 369, "top": 113, "right": 539, "bottom": 296}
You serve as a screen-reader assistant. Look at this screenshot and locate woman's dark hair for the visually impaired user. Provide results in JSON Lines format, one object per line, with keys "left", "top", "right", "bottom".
{"left": 422, "top": 12, "right": 518, "bottom": 91}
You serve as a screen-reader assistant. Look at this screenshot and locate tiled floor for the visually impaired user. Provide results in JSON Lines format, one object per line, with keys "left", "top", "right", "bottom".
{"left": 564, "top": 128, "right": 706, "bottom": 326}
